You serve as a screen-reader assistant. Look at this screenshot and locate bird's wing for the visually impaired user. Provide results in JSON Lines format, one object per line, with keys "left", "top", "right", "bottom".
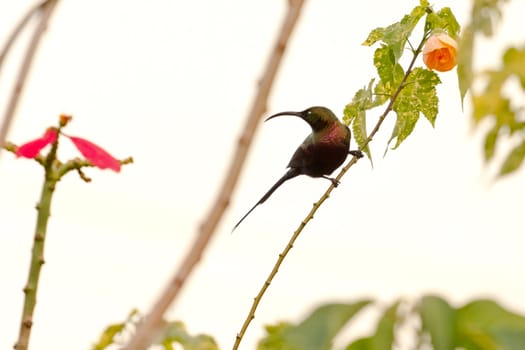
{"left": 287, "top": 135, "right": 313, "bottom": 169}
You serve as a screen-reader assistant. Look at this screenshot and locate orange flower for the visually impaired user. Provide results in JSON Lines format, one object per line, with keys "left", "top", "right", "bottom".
{"left": 422, "top": 33, "right": 458, "bottom": 72}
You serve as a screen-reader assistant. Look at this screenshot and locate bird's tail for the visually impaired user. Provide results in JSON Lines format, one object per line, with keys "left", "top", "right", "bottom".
{"left": 232, "top": 168, "right": 300, "bottom": 232}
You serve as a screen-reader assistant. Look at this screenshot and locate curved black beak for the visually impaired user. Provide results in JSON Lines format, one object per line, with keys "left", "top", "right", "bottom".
{"left": 265, "top": 110, "right": 304, "bottom": 122}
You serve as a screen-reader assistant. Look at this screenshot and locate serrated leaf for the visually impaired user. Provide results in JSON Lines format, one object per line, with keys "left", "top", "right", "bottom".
{"left": 352, "top": 111, "right": 371, "bottom": 162}
{"left": 499, "top": 139, "right": 525, "bottom": 176}
{"left": 363, "top": 28, "right": 385, "bottom": 47}
{"left": 362, "top": 2, "right": 427, "bottom": 60}
{"left": 419, "top": 295, "right": 457, "bottom": 350}
{"left": 373, "top": 81, "right": 390, "bottom": 106}
{"left": 408, "top": 68, "right": 440, "bottom": 125}
{"left": 344, "top": 80, "right": 374, "bottom": 162}
{"left": 343, "top": 80, "right": 374, "bottom": 125}
{"left": 437, "top": 7, "right": 461, "bottom": 38}
{"left": 457, "top": 299, "right": 525, "bottom": 349}
{"left": 374, "top": 46, "right": 404, "bottom": 95}
{"left": 387, "top": 109, "right": 420, "bottom": 151}
{"left": 259, "top": 301, "right": 372, "bottom": 350}
{"left": 425, "top": 7, "right": 461, "bottom": 39}
{"left": 387, "top": 68, "right": 440, "bottom": 150}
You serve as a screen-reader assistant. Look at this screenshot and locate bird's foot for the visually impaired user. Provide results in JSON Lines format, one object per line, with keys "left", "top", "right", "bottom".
{"left": 349, "top": 150, "right": 364, "bottom": 159}
{"left": 323, "top": 176, "right": 340, "bottom": 187}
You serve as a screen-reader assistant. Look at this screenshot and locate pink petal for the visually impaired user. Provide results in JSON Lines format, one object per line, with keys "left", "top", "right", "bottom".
{"left": 16, "top": 128, "right": 58, "bottom": 158}
{"left": 68, "top": 136, "right": 121, "bottom": 172}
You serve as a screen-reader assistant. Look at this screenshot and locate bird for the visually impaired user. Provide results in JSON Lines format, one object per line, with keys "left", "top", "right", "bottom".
{"left": 232, "top": 106, "right": 363, "bottom": 231}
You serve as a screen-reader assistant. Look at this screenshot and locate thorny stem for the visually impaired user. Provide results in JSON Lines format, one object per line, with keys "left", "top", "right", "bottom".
{"left": 0, "top": 0, "right": 60, "bottom": 158}
{"left": 14, "top": 134, "right": 60, "bottom": 350}
{"left": 232, "top": 37, "right": 427, "bottom": 350}
{"left": 123, "top": 2, "right": 307, "bottom": 350}
{"left": 14, "top": 179, "right": 56, "bottom": 350}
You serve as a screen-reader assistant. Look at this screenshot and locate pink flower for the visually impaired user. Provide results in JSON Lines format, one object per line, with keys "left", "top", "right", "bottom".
{"left": 67, "top": 136, "right": 121, "bottom": 172}
{"left": 422, "top": 33, "right": 458, "bottom": 72}
{"left": 16, "top": 128, "right": 58, "bottom": 158}
{"left": 15, "top": 125, "right": 120, "bottom": 172}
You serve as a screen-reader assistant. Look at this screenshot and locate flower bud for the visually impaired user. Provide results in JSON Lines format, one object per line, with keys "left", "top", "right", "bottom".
{"left": 422, "top": 33, "right": 458, "bottom": 72}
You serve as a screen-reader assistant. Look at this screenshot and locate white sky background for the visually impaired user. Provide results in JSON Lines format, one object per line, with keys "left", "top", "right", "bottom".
{"left": 1, "top": 1, "right": 524, "bottom": 349}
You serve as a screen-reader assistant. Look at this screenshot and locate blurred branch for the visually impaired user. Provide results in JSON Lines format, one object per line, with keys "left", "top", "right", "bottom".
{"left": 123, "top": 1, "right": 307, "bottom": 350}
{"left": 0, "top": 0, "right": 60, "bottom": 157}
{"left": 232, "top": 36, "right": 427, "bottom": 350}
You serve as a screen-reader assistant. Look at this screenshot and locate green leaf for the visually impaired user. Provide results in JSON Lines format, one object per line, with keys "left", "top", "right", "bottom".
{"left": 503, "top": 47, "right": 525, "bottom": 86}
{"left": 345, "top": 337, "right": 373, "bottom": 350}
{"left": 419, "top": 295, "right": 457, "bottom": 350}
{"left": 258, "top": 322, "right": 295, "bottom": 350}
{"left": 471, "top": 0, "right": 506, "bottom": 36}
{"left": 345, "top": 301, "right": 400, "bottom": 350}
{"left": 499, "top": 139, "right": 525, "bottom": 176}
{"left": 437, "top": 7, "right": 461, "bottom": 38}
{"left": 344, "top": 80, "right": 375, "bottom": 161}
{"left": 471, "top": 76, "right": 514, "bottom": 128}
{"left": 92, "top": 309, "right": 140, "bottom": 350}
{"left": 259, "top": 301, "right": 372, "bottom": 350}
{"left": 157, "top": 321, "right": 219, "bottom": 350}
{"left": 457, "top": 299, "right": 525, "bottom": 349}
{"left": 374, "top": 46, "right": 404, "bottom": 95}
{"left": 92, "top": 324, "right": 126, "bottom": 350}
{"left": 457, "top": 25, "right": 474, "bottom": 105}
{"left": 425, "top": 7, "right": 461, "bottom": 39}
{"left": 409, "top": 68, "right": 440, "bottom": 126}
{"left": 483, "top": 125, "right": 499, "bottom": 161}
{"left": 387, "top": 68, "right": 440, "bottom": 150}
{"left": 370, "top": 301, "right": 399, "bottom": 349}
{"left": 343, "top": 79, "right": 374, "bottom": 125}
{"left": 469, "top": 45, "right": 525, "bottom": 177}
{"left": 363, "top": 2, "right": 427, "bottom": 60}
{"left": 387, "top": 109, "right": 420, "bottom": 151}
{"left": 363, "top": 28, "right": 385, "bottom": 47}
{"left": 373, "top": 81, "right": 390, "bottom": 106}
{"left": 352, "top": 112, "right": 371, "bottom": 163}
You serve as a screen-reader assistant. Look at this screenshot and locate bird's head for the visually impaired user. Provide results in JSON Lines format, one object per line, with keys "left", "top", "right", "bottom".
{"left": 265, "top": 106, "right": 339, "bottom": 132}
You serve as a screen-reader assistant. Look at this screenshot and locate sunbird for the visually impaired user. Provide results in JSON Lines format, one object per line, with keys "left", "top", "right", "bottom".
{"left": 232, "top": 106, "right": 362, "bottom": 231}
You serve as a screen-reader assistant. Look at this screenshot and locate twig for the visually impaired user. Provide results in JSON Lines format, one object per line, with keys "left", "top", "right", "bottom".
{"left": 0, "top": 1, "right": 43, "bottom": 74}
{"left": 232, "top": 38, "right": 426, "bottom": 350}
{"left": 0, "top": 0, "right": 60, "bottom": 156}
{"left": 123, "top": 2, "right": 307, "bottom": 350}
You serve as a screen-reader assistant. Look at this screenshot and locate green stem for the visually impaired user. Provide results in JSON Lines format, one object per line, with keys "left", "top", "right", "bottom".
{"left": 14, "top": 174, "right": 57, "bottom": 350}
{"left": 14, "top": 127, "right": 61, "bottom": 350}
